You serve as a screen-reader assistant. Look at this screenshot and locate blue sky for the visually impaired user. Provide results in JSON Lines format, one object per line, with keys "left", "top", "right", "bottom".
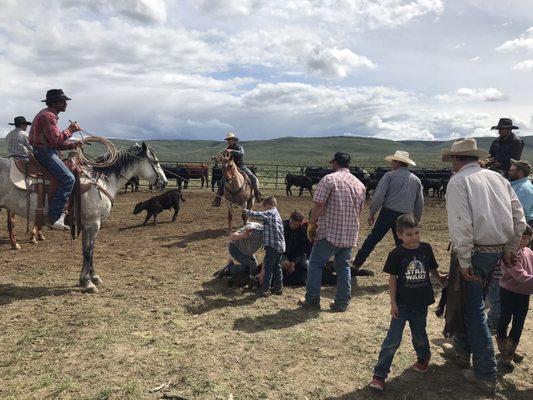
{"left": 1, "top": 0, "right": 532, "bottom": 141}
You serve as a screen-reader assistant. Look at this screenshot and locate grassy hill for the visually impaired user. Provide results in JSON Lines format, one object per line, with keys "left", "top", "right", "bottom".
{"left": 1, "top": 135, "right": 532, "bottom": 168}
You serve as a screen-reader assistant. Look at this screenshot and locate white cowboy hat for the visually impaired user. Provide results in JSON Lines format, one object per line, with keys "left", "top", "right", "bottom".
{"left": 441, "top": 138, "right": 490, "bottom": 162}
{"left": 385, "top": 150, "right": 416, "bottom": 166}
{"left": 224, "top": 132, "right": 239, "bottom": 141}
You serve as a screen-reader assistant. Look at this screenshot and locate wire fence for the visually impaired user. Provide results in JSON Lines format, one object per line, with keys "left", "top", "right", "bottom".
{"left": 131, "top": 161, "right": 452, "bottom": 193}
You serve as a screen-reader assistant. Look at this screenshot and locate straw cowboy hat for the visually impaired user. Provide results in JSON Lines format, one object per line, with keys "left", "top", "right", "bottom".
{"left": 441, "top": 138, "right": 490, "bottom": 162}
{"left": 385, "top": 150, "right": 416, "bottom": 166}
{"left": 224, "top": 132, "right": 239, "bottom": 141}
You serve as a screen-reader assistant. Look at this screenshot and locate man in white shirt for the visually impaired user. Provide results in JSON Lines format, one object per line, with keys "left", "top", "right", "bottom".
{"left": 441, "top": 138, "right": 526, "bottom": 394}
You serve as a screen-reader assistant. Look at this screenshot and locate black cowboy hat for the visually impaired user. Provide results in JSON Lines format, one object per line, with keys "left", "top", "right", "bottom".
{"left": 329, "top": 152, "right": 351, "bottom": 167}
{"left": 41, "top": 89, "right": 72, "bottom": 103}
{"left": 491, "top": 118, "right": 519, "bottom": 130}
{"left": 8, "top": 116, "right": 31, "bottom": 126}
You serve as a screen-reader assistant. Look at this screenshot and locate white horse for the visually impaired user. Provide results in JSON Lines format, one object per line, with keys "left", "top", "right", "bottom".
{"left": 0, "top": 142, "right": 167, "bottom": 293}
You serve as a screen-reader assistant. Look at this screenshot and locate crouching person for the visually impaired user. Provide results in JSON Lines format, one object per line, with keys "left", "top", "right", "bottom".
{"left": 215, "top": 222, "right": 263, "bottom": 286}
{"left": 496, "top": 225, "right": 533, "bottom": 369}
{"left": 370, "top": 214, "right": 447, "bottom": 392}
{"left": 282, "top": 211, "right": 311, "bottom": 287}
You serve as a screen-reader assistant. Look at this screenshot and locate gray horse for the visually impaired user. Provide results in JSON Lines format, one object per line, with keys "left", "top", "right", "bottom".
{"left": 0, "top": 142, "right": 167, "bottom": 293}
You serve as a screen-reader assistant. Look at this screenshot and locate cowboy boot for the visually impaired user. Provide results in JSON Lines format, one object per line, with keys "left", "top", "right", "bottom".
{"left": 496, "top": 337, "right": 514, "bottom": 369}
{"left": 513, "top": 351, "right": 524, "bottom": 364}
{"left": 507, "top": 339, "right": 519, "bottom": 367}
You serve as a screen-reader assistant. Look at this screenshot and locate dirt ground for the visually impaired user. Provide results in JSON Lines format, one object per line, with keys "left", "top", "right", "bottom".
{"left": 1, "top": 188, "right": 532, "bottom": 400}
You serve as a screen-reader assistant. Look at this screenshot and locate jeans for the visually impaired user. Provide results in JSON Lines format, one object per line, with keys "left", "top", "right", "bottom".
{"left": 239, "top": 165, "right": 259, "bottom": 190}
{"left": 453, "top": 252, "right": 499, "bottom": 381}
{"left": 305, "top": 239, "right": 352, "bottom": 308}
{"left": 262, "top": 246, "right": 283, "bottom": 293}
{"left": 374, "top": 305, "right": 430, "bottom": 379}
{"left": 33, "top": 147, "right": 75, "bottom": 222}
{"left": 487, "top": 277, "right": 501, "bottom": 331}
{"left": 497, "top": 287, "right": 530, "bottom": 344}
{"left": 282, "top": 255, "right": 308, "bottom": 286}
{"left": 228, "top": 242, "right": 258, "bottom": 275}
{"left": 353, "top": 208, "right": 403, "bottom": 267}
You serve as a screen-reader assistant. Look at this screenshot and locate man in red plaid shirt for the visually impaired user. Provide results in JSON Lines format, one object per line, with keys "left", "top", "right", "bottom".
{"left": 29, "top": 89, "right": 82, "bottom": 230}
{"left": 299, "top": 152, "right": 366, "bottom": 312}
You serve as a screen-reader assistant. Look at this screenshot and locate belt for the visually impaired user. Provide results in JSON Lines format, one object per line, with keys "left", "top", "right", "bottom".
{"left": 473, "top": 244, "right": 505, "bottom": 253}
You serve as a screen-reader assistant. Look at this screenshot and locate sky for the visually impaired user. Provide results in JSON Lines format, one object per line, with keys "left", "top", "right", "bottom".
{"left": 1, "top": 0, "right": 533, "bottom": 142}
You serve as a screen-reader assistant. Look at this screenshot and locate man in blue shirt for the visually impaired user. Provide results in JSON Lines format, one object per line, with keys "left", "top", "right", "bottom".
{"left": 509, "top": 159, "right": 533, "bottom": 228}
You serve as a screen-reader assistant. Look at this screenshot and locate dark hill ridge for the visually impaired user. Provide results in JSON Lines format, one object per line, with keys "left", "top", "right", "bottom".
{"left": 1, "top": 135, "right": 531, "bottom": 167}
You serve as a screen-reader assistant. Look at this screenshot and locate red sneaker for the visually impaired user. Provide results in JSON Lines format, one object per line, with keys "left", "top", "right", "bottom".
{"left": 370, "top": 376, "right": 384, "bottom": 392}
{"left": 412, "top": 359, "right": 430, "bottom": 373}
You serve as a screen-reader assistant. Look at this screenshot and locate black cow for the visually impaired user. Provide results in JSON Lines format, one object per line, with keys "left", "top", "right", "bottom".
{"left": 124, "top": 177, "right": 139, "bottom": 193}
{"left": 285, "top": 174, "right": 314, "bottom": 196}
{"left": 211, "top": 163, "right": 223, "bottom": 192}
{"left": 133, "top": 189, "right": 185, "bottom": 226}
{"left": 160, "top": 164, "right": 188, "bottom": 189}
{"left": 304, "top": 166, "right": 333, "bottom": 184}
{"left": 421, "top": 178, "right": 442, "bottom": 198}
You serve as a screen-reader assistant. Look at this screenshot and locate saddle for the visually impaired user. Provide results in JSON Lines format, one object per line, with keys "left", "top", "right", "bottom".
{"left": 9, "top": 155, "right": 91, "bottom": 238}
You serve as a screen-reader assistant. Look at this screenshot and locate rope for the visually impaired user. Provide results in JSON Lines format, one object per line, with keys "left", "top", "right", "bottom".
{"left": 72, "top": 126, "right": 247, "bottom": 210}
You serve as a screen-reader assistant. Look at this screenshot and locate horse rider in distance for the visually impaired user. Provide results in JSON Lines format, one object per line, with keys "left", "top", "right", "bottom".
{"left": 212, "top": 132, "right": 263, "bottom": 207}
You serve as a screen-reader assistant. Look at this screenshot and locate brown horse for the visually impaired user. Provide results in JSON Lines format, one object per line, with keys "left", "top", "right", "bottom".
{"left": 4, "top": 210, "right": 45, "bottom": 250}
{"left": 219, "top": 151, "right": 254, "bottom": 233}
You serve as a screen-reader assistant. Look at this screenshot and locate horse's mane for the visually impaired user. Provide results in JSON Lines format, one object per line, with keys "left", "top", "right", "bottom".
{"left": 92, "top": 144, "right": 146, "bottom": 176}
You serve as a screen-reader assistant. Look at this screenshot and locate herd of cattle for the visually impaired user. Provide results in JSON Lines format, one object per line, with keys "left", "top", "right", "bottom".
{"left": 124, "top": 163, "right": 453, "bottom": 199}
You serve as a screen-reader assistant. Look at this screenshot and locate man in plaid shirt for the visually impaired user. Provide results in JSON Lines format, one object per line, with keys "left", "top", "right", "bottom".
{"left": 299, "top": 152, "right": 366, "bottom": 311}
{"left": 245, "top": 196, "right": 286, "bottom": 296}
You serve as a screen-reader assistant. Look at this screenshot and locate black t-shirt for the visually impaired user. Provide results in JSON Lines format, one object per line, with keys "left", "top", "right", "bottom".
{"left": 383, "top": 242, "right": 438, "bottom": 308}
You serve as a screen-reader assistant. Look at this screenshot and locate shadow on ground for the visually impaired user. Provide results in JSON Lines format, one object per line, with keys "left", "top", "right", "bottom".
{"left": 325, "top": 361, "right": 533, "bottom": 400}
{"left": 0, "top": 284, "right": 73, "bottom": 306}
{"left": 233, "top": 307, "right": 320, "bottom": 332}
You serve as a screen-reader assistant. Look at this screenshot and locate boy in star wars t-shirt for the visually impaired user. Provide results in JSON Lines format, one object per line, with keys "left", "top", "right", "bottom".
{"left": 370, "top": 214, "right": 448, "bottom": 392}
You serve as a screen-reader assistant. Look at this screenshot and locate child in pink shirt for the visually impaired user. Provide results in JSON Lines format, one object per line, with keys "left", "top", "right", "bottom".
{"left": 496, "top": 225, "right": 533, "bottom": 368}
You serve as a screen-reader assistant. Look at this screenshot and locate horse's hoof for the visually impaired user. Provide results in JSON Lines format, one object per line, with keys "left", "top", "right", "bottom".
{"left": 91, "top": 275, "right": 103, "bottom": 286}
{"left": 38, "top": 234, "right": 46, "bottom": 241}
{"left": 30, "top": 238, "right": 38, "bottom": 244}
{"left": 12, "top": 243, "right": 21, "bottom": 250}
{"left": 82, "top": 281, "right": 98, "bottom": 294}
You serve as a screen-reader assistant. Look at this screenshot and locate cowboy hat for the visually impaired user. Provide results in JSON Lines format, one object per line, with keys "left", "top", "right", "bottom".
{"left": 385, "top": 150, "right": 416, "bottom": 166}
{"left": 510, "top": 159, "right": 531, "bottom": 176}
{"left": 329, "top": 152, "right": 351, "bottom": 167}
{"left": 441, "top": 138, "right": 490, "bottom": 162}
{"left": 224, "top": 132, "right": 239, "bottom": 141}
{"left": 491, "top": 118, "right": 519, "bottom": 130}
{"left": 8, "top": 116, "right": 31, "bottom": 126}
{"left": 41, "top": 88, "right": 71, "bottom": 103}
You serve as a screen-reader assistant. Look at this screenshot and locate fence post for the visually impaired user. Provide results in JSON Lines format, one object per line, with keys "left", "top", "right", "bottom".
{"left": 275, "top": 165, "right": 279, "bottom": 190}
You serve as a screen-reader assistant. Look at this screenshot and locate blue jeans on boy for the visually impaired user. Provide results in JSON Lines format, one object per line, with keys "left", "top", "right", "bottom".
{"left": 353, "top": 208, "right": 403, "bottom": 267}
{"left": 33, "top": 147, "right": 75, "bottom": 223}
{"left": 487, "top": 277, "right": 501, "bottom": 331}
{"left": 374, "top": 305, "right": 430, "bottom": 379}
{"left": 453, "top": 252, "right": 499, "bottom": 381}
{"left": 305, "top": 239, "right": 352, "bottom": 308}
{"left": 262, "top": 246, "right": 283, "bottom": 293}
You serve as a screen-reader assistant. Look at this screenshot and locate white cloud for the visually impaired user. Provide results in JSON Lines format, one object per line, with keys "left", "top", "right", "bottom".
{"left": 497, "top": 27, "right": 533, "bottom": 52}
{"left": 307, "top": 44, "right": 376, "bottom": 79}
{"left": 469, "top": 56, "right": 480, "bottom": 62}
{"left": 62, "top": 0, "right": 168, "bottom": 24}
{"left": 512, "top": 59, "right": 533, "bottom": 72}
{"left": 435, "top": 88, "right": 508, "bottom": 103}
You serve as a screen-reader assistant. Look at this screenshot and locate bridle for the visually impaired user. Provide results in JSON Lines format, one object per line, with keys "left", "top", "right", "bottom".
{"left": 220, "top": 152, "right": 246, "bottom": 196}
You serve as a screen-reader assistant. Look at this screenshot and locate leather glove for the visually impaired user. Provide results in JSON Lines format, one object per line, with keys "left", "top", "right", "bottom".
{"left": 307, "top": 223, "right": 317, "bottom": 242}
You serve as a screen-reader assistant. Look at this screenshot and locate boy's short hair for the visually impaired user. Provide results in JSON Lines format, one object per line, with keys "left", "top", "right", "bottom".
{"left": 396, "top": 214, "right": 418, "bottom": 233}
{"left": 524, "top": 225, "right": 533, "bottom": 237}
{"left": 263, "top": 196, "right": 277, "bottom": 207}
{"left": 289, "top": 210, "right": 304, "bottom": 222}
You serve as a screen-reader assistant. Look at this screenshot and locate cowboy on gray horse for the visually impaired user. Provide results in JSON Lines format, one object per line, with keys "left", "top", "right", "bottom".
{"left": 29, "top": 89, "right": 82, "bottom": 230}
{"left": 212, "top": 132, "right": 262, "bottom": 207}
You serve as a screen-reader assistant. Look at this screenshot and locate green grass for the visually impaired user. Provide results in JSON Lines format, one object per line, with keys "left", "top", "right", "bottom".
{"left": 2, "top": 135, "right": 532, "bottom": 168}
